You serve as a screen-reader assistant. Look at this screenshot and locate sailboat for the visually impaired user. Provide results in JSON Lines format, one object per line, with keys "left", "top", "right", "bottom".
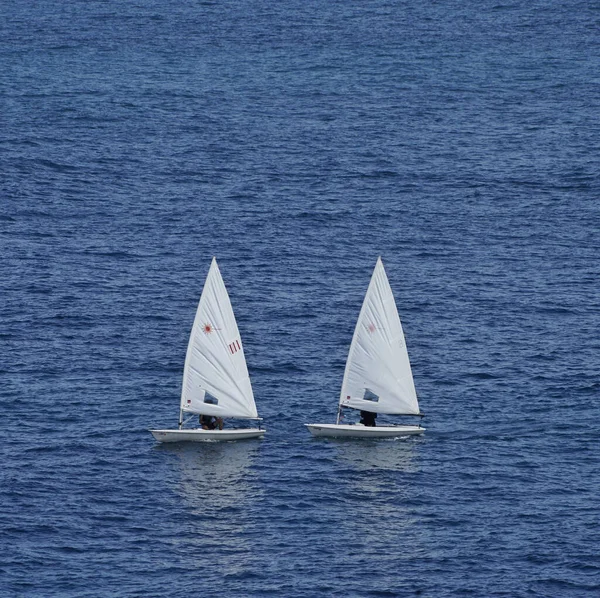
{"left": 150, "top": 258, "right": 265, "bottom": 442}
{"left": 306, "top": 257, "right": 425, "bottom": 438}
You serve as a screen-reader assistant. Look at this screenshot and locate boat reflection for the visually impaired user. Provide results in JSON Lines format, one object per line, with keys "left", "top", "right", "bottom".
{"left": 333, "top": 438, "right": 423, "bottom": 549}
{"left": 334, "top": 436, "right": 420, "bottom": 473}
{"left": 157, "top": 441, "right": 262, "bottom": 575}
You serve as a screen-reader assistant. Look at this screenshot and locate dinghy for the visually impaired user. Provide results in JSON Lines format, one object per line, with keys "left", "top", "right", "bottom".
{"left": 150, "top": 258, "right": 265, "bottom": 443}
{"left": 306, "top": 257, "right": 425, "bottom": 439}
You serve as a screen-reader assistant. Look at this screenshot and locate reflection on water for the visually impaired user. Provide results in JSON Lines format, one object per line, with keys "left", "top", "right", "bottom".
{"left": 334, "top": 438, "right": 424, "bottom": 552}
{"left": 159, "top": 441, "right": 260, "bottom": 511}
{"left": 334, "top": 437, "right": 420, "bottom": 474}
{"left": 157, "top": 441, "right": 262, "bottom": 576}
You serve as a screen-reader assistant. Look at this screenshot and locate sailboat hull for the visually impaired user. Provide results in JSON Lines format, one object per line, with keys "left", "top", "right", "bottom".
{"left": 150, "top": 428, "right": 265, "bottom": 443}
{"left": 305, "top": 423, "right": 424, "bottom": 438}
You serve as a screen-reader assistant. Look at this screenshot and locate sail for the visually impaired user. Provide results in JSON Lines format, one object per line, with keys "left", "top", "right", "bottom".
{"left": 180, "top": 258, "right": 258, "bottom": 419}
{"left": 339, "top": 257, "right": 420, "bottom": 415}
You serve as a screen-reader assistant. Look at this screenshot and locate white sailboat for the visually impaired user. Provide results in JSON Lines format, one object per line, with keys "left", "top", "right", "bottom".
{"left": 306, "top": 257, "right": 425, "bottom": 438}
{"left": 150, "top": 258, "right": 265, "bottom": 442}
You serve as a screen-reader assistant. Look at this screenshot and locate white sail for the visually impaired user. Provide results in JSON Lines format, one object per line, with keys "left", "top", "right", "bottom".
{"left": 179, "top": 258, "right": 258, "bottom": 419}
{"left": 339, "top": 257, "right": 420, "bottom": 416}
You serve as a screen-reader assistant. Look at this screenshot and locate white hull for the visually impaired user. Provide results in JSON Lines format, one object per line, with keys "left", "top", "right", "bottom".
{"left": 305, "top": 423, "right": 424, "bottom": 438}
{"left": 150, "top": 428, "right": 265, "bottom": 443}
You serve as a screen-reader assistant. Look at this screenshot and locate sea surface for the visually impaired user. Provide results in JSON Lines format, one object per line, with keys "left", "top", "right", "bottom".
{"left": 1, "top": 1, "right": 599, "bottom": 596}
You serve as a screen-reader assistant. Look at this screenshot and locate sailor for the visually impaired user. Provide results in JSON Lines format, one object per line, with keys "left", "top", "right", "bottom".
{"left": 199, "top": 414, "right": 224, "bottom": 430}
{"left": 359, "top": 410, "right": 377, "bottom": 427}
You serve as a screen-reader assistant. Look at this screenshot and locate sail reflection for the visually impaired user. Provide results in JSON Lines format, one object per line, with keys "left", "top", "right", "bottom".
{"left": 334, "top": 438, "right": 423, "bottom": 551}
{"left": 158, "top": 441, "right": 262, "bottom": 575}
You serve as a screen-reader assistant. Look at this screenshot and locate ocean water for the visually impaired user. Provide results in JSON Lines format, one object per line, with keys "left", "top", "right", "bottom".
{"left": 2, "top": 0, "right": 599, "bottom": 596}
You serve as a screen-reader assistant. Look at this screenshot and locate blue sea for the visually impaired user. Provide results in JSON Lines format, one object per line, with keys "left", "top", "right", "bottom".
{"left": 2, "top": 1, "right": 599, "bottom": 596}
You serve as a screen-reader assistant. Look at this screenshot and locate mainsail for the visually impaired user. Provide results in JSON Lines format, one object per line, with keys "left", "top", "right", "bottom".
{"left": 180, "top": 258, "right": 258, "bottom": 419}
{"left": 339, "top": 257, "right": 420, "bottom": 415}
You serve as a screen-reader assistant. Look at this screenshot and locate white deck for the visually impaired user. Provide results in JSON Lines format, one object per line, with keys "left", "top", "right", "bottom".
{"left": 150, "top": 428, "right": 265, "bottom": 443}
{"left": 305, "top": 423, "right": 425, "bottom": 438}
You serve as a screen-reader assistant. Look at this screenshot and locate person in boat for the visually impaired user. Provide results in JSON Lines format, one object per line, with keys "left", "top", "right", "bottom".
{"left": 199, "top": 414, "right": 224, "bottom": 430}
{"left": 359, "top": 410, "right": 377, "bottom": 427}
